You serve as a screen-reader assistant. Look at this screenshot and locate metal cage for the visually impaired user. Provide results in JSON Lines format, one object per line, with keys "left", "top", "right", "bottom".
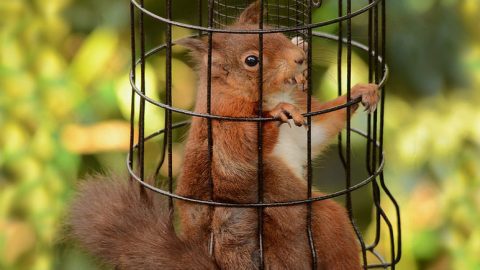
{"left": 127, "top": 0, "right": 401, "bottom": 269}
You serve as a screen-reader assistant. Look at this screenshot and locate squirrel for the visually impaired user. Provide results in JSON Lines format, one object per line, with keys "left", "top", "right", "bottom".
{"left": 69, "top": 1, "right": 379, "bottom": 269}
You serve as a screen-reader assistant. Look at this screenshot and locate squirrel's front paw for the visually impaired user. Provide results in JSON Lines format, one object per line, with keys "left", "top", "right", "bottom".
{"left": 351, "top": 83, "right": 379, "bottom": 114}
{"left": 270, "top": 102, "right": 305, "bottom": 127}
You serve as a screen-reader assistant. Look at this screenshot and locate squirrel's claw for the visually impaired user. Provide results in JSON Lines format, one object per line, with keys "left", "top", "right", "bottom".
{"left": 280, "top": 112, "right": 292, "bottom": 128}
{"left": 270, "top": 102, "right": 305, "bottom": 127}
{"left": 363, "top": 103, "right": 377, "bottom": 114}
{"left": 351, "top": 83, "right": 379, "bottom": 114}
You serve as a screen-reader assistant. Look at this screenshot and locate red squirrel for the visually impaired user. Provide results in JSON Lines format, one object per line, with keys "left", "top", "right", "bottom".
{"left": 69, "top": 1, "right": 378, "bottom": 269}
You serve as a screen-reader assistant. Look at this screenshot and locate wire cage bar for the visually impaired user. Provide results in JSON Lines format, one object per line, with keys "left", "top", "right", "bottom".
{"left": 128, "top": 0, "right": 401, "bottom": 269}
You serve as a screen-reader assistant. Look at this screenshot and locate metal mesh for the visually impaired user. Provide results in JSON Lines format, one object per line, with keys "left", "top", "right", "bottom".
{"left": 128, "top": 0, "right": 401, "bottom": 269}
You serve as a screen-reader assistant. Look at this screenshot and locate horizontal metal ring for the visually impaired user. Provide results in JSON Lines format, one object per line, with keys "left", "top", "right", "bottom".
{"left": 129, "top": 31, "right": 388, "bottom": 121}
{"left": 126, "top": 123, "right": 385, "bottom": 208}
{"left": 130, "top": 0, "right": 382, "bottom": 34}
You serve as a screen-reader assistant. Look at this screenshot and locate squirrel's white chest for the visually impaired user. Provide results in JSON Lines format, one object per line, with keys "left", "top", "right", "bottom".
{"left": 265, "top": 92, "right": 327, "bottom": 180}
{"left": 273, "top": 122, "right": 326, "bottom": 180}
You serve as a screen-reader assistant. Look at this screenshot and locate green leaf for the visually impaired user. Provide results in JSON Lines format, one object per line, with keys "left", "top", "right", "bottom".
{"left": 70, "top": 28, "right": 118, "bottom": 86}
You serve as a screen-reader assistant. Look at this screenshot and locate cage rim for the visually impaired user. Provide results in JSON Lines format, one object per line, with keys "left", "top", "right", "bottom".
{"left": 130, "top": 0, "right": 381, "bottom": 34}
{"left": 129, "top": 31, "right": 389, "bottom": 122}
{"left": 126, "top": 124, "right": 384, "bottom": 208}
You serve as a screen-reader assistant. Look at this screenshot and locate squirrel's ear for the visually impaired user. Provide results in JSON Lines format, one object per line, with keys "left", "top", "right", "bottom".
{"left": 291, "top": 36, "right": 309, "bottom": 52}
{"left": 238, "top": 1, "right": 262, "bottom": 25}
{"left": 176, "top": 38, "right": 208, "bottom": 55}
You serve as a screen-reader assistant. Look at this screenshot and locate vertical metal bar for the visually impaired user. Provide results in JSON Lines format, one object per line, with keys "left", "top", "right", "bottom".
{"left": 346, "top": 0, "right": 353, "bottom": 243}
{"left": 257, "top": 1, "right": 265, "bottom": 268}
{"left": 346, "top": 0, "right": 352, "bottom": 221}
{"left": 138, "top": 0, "right": 147, "bottom": 199}
{"left": 379, "top": 0, "right": 402, "bottom": 266}
{"left": 345, "top": 0, "right": 368, "bottom": 268}
{"left": 380, "top": 167, "right": 403, "bottom": 267}
{"left": 372, "top": 0, "right": 380, "bottom": 174}
{"left": 337, "top": 6, "right": 367, "bottom": 265}
{"left": 129, "top": 0, "right": 136, "bottom": 181}
{"left": 360, "top": 1, "right": 402, "bottom": 268}
{"left": 306, "top": 1, "right": 317, "bottom": 269}
{"left": 207, "top": 0, "right": 215, "bottom": 257}
{"left": 366, "top": 0, "right": 382, "bottom": 251}
{"left": 337, "top": 0, "right": 345, "bottom": 168}
{"left": 166, "top": 0, "right": 174, "bottom": 210}
{"left": 153, "top": 120, "right": 168, "bottom": 184}
{"left": 367, "top": 5, "right": 374, "bottom": 163}
{"left": 152, "top": 0, "right": 174, "bottom": 185}
{"left": 378, "top": 0, "right": 390, "bottom": 261}
{"left": 207, "top": 0, "right": 214, "bottom": 185}
{"left": 153, "top": 0, "right": 172, "bottom": 184}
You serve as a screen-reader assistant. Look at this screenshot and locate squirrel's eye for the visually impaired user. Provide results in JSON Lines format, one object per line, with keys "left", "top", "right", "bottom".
{"left": 245, "top": 55, "right": 259, "bottom": 67}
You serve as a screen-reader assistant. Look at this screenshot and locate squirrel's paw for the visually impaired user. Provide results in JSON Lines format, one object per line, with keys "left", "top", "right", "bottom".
{"left": 270, "top": 102, "right": 306, "bottom": 127}
{"left": 351, "top": 83, "right": 379, "bottom": 114}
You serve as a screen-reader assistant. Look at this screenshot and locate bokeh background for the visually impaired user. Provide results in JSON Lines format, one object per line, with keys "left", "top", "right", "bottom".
{"left": 1, "top": 0, "right": 479, "bottom": 269}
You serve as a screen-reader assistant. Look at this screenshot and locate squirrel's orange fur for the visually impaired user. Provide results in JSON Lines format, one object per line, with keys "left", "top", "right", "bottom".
{"left": 69, "top": 1, "right": 379, "bottom": 269}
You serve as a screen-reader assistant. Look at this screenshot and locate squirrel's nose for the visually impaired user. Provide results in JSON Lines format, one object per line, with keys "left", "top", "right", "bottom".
{"left": 295, "top": 57, "right": 305, "bottom": 65}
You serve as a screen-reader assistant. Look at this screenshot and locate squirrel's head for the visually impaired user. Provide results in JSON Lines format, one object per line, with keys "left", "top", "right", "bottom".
{"left": 178, "top": 1, "right": 308, "bottom": 100}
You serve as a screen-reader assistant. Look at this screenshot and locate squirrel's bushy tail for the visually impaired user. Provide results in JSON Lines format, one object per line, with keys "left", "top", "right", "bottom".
{"left": 68, "top": 174, "right": 217, "bottom": 270}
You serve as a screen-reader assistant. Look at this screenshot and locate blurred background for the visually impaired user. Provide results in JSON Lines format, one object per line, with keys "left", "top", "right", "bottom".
{"left": 0, "top": 0, "right": 479, "bottom": 269}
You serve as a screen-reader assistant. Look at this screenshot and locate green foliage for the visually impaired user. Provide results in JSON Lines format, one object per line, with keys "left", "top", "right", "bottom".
{"left": 0, "top": 0, "right": 479, "bottom": 269}
{"left": 0, "top": 0, "right": 128, "bottom": 269}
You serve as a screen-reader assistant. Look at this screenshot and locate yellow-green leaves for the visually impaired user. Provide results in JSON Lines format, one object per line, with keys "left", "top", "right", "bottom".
{"left": 70, "top": 28, "right": 119, "bottom": 86}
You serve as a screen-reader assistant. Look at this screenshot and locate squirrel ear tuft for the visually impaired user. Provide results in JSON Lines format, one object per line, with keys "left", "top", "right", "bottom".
{"left": 176, "top": 38, "right": 208, "bottom": 55}
{"left": 291, "top": 36, "right": 309, "bottom": 52}
{"left": 238, "top": 1, "right": 262, "bottom": 25}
